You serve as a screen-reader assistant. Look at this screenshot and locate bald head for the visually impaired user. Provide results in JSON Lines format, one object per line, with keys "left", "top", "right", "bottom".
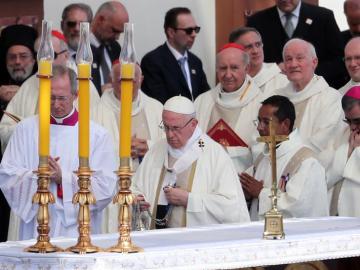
{"left": 216, "top": 47, "right": 249, "bottom": 92}
{"left": 345, "top": 37, "right": 360, "bottom": 82}
{"left": 344, "top": 0, "right": 360, "bottom": 36}
{"left": 92, "top": 1, "right": 129, "bottom": 43}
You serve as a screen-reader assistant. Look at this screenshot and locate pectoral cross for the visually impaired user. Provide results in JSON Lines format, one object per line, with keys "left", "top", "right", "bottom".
{"left": 257, "top": 118, "right": 288, "bottom": 240}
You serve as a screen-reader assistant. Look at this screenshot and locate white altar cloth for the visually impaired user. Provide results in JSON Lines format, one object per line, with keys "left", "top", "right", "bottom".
{"left": 1, "top": 217, "right": 360, "bottom": 270}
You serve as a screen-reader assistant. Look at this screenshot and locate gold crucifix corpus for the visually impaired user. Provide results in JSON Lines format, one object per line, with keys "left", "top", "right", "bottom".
{"left": 257, "top": 118, "right": 288, "bottom": 240}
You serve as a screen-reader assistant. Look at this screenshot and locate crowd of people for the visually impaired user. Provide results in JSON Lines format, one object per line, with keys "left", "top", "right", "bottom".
{"left": 0, "top": 0, "right": 359, "bottom": 242}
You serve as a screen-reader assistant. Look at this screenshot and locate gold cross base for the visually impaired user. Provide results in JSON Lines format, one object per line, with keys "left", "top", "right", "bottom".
{"left": 263, "top": 209, "right": 285, "bottom": 240}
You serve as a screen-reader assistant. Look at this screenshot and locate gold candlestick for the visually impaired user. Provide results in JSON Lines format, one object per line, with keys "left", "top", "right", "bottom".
{"left": 25, "top": 159, "right": 62, "bottom": 253}
{"left": 68, "top": 158, "right": 101, "bottom": 253}
{"left": 257, "top": 118, "right": 288, "bottom": 240}
{"left": 25, "top": 20, "right": 61, "bottom": 253}
{"left": 68, "top": 22, "right": 100, "bottom": 254}
{"left": 107, "top": 158, "right": 143, "bottom": 253}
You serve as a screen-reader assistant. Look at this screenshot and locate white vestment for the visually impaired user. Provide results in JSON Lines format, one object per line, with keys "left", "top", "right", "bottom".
{"left": 91, "top": 89, "right": 163, "bottom": 233}
{"left": 275, "top": 75, "right": 343, "bottom": 166}
{"left": 132, "top": 128, "right": 250, "bottom": 228}
{"left": 327, "top": 143, "right": 360, "bottom": 217}
{"left": 252, "top": 63, "right": 288, "bottom": 98}
{"left": 248, "top": 129, "right": 329, "bottom": 220}
{"left": 0, "top": 74, "right": 100, "bottom": 152}
{"left": 338, "top": 79, "right": 360, "bottom": 96}
{"left": 195, "top": 75, "right": 264, "bottom": 173}
{"left": 0, "top": 116, "right": 117, "bottom": 240}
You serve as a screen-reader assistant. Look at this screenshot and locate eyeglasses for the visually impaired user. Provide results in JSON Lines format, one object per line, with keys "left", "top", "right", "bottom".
{"left": 6, "top": 53, "right": 33, "bottom": 62}
{"left": 54, "top": 50, "right": 67, "bottom": 59}
{"left": 344, "top": 55, "right": 360, "bottom": 64}
{"left": 65, "top": 20, "right": 86, "bottom": 28}
{"left": 243, "top": 41, "right": 263, "bottom": 51}
{"left": 174, "top": 26, "right": 201, "bottom": 35}
{"left": 159, "top": 118, "right": 194, "bottom": 133}
{"left": 343, "top": 117, "right": 360, "bottom": 125}
{"left": 51, "top": 95, "right": 72, "bottom": 102}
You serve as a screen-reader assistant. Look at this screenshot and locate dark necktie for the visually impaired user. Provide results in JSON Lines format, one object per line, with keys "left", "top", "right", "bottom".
{"left": 100, "top": 45, "right": 111, "bottom": 84}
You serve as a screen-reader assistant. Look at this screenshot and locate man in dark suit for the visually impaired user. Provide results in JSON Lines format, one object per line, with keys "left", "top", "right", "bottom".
{"left": 342, "top": 0, "right": 360, "bottom": 45}
{"left": 141, "top": 7, "right": 210, "bottom": 104}
{"left": 247, "top": 0, "right": 346, "bottom": 89}
{"left": 90, "top": 1, "right": 128, "bottom": 95}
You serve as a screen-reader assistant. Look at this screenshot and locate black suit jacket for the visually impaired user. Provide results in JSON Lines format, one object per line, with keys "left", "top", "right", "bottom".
{"left": 91, "top": 41, "right": 121, "bottom": 95}
{"left": 140, "top": 43, "right": 210, "bottom": 104}
{"left": 247, "top": 2, "right": 346, "bottom": 89}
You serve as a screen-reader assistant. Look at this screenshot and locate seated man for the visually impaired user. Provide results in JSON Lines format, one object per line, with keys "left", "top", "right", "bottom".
{"left": 240, "top": 95, "right": 328, "bottom": 221}
{"left": 275, "top": 38, "right": 343, "bottom": 167}
{"left": 92, "top": 62, "right": 163, "bottom": 233}
{"left": 195, "top": 43, "right": 264, "bottom": 173}
{"left": 327, "top": 86, "right": 360, "bottom": 217}
{"left": 132, "top": 96, "right": 250, "bottom": 229}
{"left": 0, "top": 65, "right": 117, "bottom": 240}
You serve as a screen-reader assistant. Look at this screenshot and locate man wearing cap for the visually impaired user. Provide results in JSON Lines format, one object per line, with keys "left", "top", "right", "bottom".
{"left": 0, "top": 31, "right": 100, "bottom": 153}
{"left": 0, "top": 65, "right": 117, "bottom": 240}
{"left": 327, "top": 86, "right": 360, "bottom": 217}
{"left": 195, "top": 43, "right": 264, "bottom": 173}
{"left": 92, "top": 62, "right": 163, "bottom": 233}
{"left": 275, "top": 38, "right": 342, "bottom": 167}
{"left": 0, "top": 24, "right": 38, "bottom": 116}
{"left": 141, "top": 7, "right": 210, "bottom": 104}
{"left": 229, "top": 27, "right": 288, "bottom": 98}
{"left": 132, "top": 96, "right": 250, "bottom": 229}
{"left": 241, "top": 95, "right": 328, "bottom": 220}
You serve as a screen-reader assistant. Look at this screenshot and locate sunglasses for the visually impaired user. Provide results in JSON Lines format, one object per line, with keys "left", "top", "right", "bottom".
{"left": 65, "top": 20, "right": 86, "bottom": 28}
{"left": 174, "top": 26, "right": 201, "bottom": 35}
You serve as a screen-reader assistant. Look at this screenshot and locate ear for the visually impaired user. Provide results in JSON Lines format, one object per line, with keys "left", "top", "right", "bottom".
{"left": 167, "top": 27, "right": 176, "bottom": 39}
{"left": 312, "top": 57, "right": 319, "bottom": 70}
{"left": 281, "top": 118, "right": 291, "bottom": 134}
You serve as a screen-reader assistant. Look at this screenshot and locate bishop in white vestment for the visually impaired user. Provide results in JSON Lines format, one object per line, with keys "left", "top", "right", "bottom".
{"left": 0, "top": 66, "right": 116, "bottom": 240}
{"left": 240, "top": 95, "right": 329, "bottom": 221}
{"left": 327, "top": 87, "right": 360, "bottom": 217}
{"left": 92, "top": 63, "right": 163, "bottom": 233}
{"left": 275, "top": 39, "right": 343, "bottom": 166}
{"left": 195, "top": 44, "right": 264, "bottom": 173}
{"left": 132, "top": 96, "right": 250, "bottom": 229}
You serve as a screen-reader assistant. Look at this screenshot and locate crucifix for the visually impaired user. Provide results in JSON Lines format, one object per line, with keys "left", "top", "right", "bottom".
{"left": 257, "top": 118, "right": 288, "bottom": 240}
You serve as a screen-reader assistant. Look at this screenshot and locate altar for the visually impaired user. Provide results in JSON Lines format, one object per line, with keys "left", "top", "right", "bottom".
{"left": 1, "top": 217, "right": 360, "bottom": 270}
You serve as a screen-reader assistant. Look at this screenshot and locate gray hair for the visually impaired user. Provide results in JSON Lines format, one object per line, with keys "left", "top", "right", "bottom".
{"left": 62, "top": 3, "right": 93, "bottom": 22}
{"left": 282, "top": 38, "right": 317, "bottom": 60}
{"left": 52, "top": 65, "right": 78, "bottom": 95}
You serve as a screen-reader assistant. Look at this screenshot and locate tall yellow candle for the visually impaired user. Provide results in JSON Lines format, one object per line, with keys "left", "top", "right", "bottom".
{"left": 38, "top": 59, "right": 52, "bottom": 158}
{"left": 119, "top": 62, "right": 134, "bottom": 158}
{"left": 78, "top": 63, "right": 91, "bottom": 159}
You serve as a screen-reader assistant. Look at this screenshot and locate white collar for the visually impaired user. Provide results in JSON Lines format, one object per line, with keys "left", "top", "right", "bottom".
{"left": 90, "top": 32, "right": 101, "bottom": 48}
{"left": 51, "top": 107, "right": 75, "bottom": 124}
{"left": 166, "top": 41, "right": 188, "bottom": 61}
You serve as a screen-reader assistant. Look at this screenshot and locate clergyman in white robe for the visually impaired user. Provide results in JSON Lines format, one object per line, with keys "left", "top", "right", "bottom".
{"left": 339, "top": 79, "right": 360, "bottom": 96}
{"left": 91, "top": 88, "right": 163, "bottom": 233}
{"left": 248, "top": 129, "right": 329, "bottom": 220}
{"left": 195, "top": 75, "right": 264, "bottom": 173}
{"left": 132, "top": 126, "right": 250, "bottom": 228}
{"left": 275, "top": 75, "right": 343, "bottom": 166}
{"left": 0, "top": 74, "right": 100, "bottom": 152}
{"left": 0, "top": 113, "right": 117, "bottom": 240}
{"left": 252, "top": 63, "right": 288, "bottom": 98}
